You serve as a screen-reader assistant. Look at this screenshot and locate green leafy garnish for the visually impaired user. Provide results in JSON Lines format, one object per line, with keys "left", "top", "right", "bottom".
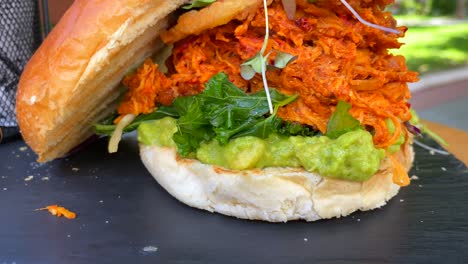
{"left": 94, "top": 106, "right": 179, "bottom": 136}
{"left": 279, "top": 121, "right": 316, "bottom": 136}
{"left": 326, "top": 100, "right": 361, "bottom": 139}
{"left": 171, "top": 96, "right": 213, "bottom": 156}
{"left": 201, "top": 73, "right": 296, "bottom": 127}
{"left": 182, "top": 0, "right": 216, "bottom": 10}
{"left": 171, "top": 73, "right": 304, "bottom": 156}
{"left": 95, "top": 73, "right": 314, "bottom": 157}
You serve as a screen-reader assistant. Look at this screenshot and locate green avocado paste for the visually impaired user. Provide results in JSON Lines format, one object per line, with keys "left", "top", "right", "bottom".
{"left": 138, "top": 117, "right": 385, "bottom": 182}
{"left": 386, "top": 118, "right": 405, "bottom": 154}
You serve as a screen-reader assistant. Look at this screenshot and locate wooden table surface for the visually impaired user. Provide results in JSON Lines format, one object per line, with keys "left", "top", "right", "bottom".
{"left": 423, "top": 120, "right": 468, "bottom": 165}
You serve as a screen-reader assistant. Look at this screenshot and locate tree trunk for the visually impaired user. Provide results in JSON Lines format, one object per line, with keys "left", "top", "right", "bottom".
{"left": 456, "top": 0, "right": 465, "bottom": 19}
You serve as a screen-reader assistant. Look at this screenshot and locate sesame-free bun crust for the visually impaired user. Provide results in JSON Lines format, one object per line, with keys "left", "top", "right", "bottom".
{"left": 140, "top": 141, "right": 414, "bottom": 222}
{"left": 16, "top": 0, "right": 189, "bottom": 162}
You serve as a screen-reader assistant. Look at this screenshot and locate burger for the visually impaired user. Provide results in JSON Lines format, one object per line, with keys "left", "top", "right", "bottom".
{"left": 16, "top": 0, "right": 418, "bottom": 222}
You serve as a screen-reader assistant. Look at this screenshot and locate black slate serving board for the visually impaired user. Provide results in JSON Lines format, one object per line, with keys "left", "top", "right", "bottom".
{"left": 0, "top": 134, "right": 467, "bottom": 264}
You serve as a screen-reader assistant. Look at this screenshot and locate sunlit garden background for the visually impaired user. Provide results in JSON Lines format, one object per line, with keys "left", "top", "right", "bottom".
{"left": 389, "top": 0, "right": 467, "bottom": 75}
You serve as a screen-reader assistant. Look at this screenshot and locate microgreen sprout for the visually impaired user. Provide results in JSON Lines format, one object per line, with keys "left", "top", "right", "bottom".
{"left": 240, "top": 0, "right": 297, "bottom": 114}
{"left": 339, "top": 0, "right": 401, "bottom": 34}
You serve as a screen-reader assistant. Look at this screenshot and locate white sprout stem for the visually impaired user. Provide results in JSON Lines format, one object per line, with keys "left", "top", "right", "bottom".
{"left": 339, "top": 0, "right": 401, "bottom": 34}
{"left": 261, "top": 59, "right": 274, "bottom": 114}
{"left": 261, "top": 0, "right": 274, "bottom": 114}
{"left": 260, "top": 0, "right": 270, "bottom": 55}
{"left": 413, "top": 140, "right": 451, "bottom": 156}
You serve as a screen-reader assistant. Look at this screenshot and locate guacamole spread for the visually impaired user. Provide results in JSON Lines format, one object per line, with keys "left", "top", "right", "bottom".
{"left": 386, "top": 118, "right": 405, "bottom": 154}
{"left": 138, "top": 117, "right": 385, "bottom": 182}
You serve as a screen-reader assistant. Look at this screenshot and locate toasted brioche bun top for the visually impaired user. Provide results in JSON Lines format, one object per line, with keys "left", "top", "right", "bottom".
{"left": 16, "top": 0, "right": 189, "bottom": 162}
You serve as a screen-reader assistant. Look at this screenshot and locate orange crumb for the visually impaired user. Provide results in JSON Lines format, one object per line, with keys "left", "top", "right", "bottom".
{"left": 36, "top": 205, "right": 76, "bottom": 219}
{"left": 387, "top": 153, "right": 410, "bottom": 187}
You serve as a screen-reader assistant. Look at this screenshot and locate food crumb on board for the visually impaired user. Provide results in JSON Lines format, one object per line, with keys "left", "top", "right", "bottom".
{"left": 19, "top": 146, "right": 28, "bottom": 152}
{"left": 142, "top": 246, "right": 158, "bottom": 253}
{"left": 418, "top": 185, "right": 423, "bottom": 188}
{"left": 410, "top": 175, "right": 419, "bottom": 180}
{"left": 29, "top": 161, "right": 46, "bottom": 170}
{"left": 41, "top": 177, "right": 49, "bottom": 181}
{"left": 99, "top": 200, "right": 104, "bottom": 204}
{"left": 400, "top": 199, "right": 404, "bottom": 202}
{"left": 24, "top": 175, "right": 34, "bottom": 181}
{"left": 67, "top": 234, "right": 71, "bottom": 238}
{"left": 429, "top": 150, "right": 435, "bottom": 155}
{"left": 36, "top": 205, "right": 76, "bottom": 219}
{"left": 357, "top": 219, "right": 361, "bottom": 222}
{"left": 441, "top": 167, "right": 447, "bottom": 171}
{"left": 303, "top": 238, "right": 308, "bottom": 242}
{"left": 105, "top": 220, "right": 109, "bottom": 224}
{"left": 3, "top": 188, "right": 7, "bottom": 191}
{"left": 72, "top": 167, "right": 80, "bottom": 172}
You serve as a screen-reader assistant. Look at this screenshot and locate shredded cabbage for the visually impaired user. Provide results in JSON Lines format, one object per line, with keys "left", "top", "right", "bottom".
{"left": 108, "top": 114, "right": 136, "bottom": 153}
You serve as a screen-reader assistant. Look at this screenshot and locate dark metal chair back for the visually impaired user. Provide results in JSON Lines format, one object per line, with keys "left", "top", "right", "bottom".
{"left": 0, "top": 0, "right": 48, "bottom": 142}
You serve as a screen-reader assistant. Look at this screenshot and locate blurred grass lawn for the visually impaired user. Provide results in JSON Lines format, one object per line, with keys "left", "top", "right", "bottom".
{"left": 394, "top": 15, "right": 452, "bottom": 22}
{"left": 391, "top": 23, "right": 468, "bottom": 74}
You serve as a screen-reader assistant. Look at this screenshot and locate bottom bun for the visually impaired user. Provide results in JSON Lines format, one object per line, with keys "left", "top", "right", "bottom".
{"left": 140, "top": 141, "right": 414, "bottom": 222}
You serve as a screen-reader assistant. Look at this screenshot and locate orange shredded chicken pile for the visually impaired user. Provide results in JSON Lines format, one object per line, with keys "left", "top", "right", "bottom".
{"left": 36, "top": 205, "right": 77, "bottom": 219}
{"left": 117, "top": 0, "right": 418, "bottom": 149}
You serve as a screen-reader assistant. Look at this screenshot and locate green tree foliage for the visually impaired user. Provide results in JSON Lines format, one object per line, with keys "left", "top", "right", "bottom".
{"left": 394, "top": 0, "right": 466, "bottom": 16}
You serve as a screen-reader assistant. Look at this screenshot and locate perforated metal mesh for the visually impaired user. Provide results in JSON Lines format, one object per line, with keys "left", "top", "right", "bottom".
{"left": 0, "top": 0, "right": 41, "bottom": 133}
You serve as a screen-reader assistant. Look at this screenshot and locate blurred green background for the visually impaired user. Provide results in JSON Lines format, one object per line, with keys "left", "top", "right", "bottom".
{"left": 389, "top": 0, "right": 468, "bottom": 75}
{"left": 389, "top": 0, "right": 468, "bottom": 131}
